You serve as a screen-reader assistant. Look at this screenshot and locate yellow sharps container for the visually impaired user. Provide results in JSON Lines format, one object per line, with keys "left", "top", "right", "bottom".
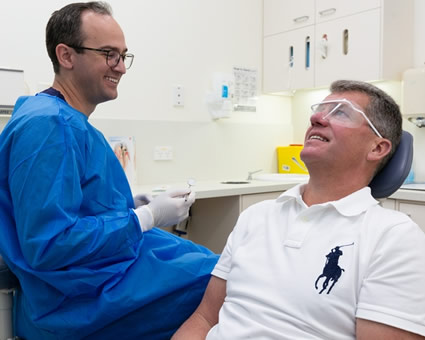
{"left": 276, "top": 144, "right": 308, "bottom": 174}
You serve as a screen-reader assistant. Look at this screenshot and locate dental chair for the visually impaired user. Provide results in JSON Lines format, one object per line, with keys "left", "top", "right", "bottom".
{"left": 0, "top": 131, "right": 414, "bottom": 340}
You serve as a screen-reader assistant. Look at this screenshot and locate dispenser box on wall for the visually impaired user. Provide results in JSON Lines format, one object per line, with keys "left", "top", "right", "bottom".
{"left": 205, "top": 72, "right": 235, "bottom": 120}
{"left": 0, "top": 68, "right": 25, "bottom": 115}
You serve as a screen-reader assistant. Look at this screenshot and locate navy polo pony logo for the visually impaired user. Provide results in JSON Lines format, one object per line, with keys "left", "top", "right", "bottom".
{"left": 315, "top": 243, "right": 354, "bottom": 294}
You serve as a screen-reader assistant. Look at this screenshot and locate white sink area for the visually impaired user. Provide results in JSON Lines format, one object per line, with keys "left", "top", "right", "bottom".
{"left": 253, "top": 173, "right": 309, "bottom": 183}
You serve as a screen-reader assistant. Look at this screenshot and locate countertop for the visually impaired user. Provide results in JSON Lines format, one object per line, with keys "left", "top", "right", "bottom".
{"left": 132, "top": 179, "right": 299, "bottom": 200}
{"left": 389, "top": 187, "right": 425, "bottom": 202}
{"left": 132, "top": 179, "right": 425, "bottom": 203}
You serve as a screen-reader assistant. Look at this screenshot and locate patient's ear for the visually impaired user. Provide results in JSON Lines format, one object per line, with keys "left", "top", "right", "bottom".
{"left": 367, "top": 138, "right": 392, "bottom": 162}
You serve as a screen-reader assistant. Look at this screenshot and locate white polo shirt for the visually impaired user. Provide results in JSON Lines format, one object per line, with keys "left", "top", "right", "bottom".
{"left": 208, "top": 184, "right": 425, "bottom": 339}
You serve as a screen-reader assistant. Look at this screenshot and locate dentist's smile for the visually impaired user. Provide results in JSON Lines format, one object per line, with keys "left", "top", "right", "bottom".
{"left": 105, "top": 76, "right": 118, "bottom": 84}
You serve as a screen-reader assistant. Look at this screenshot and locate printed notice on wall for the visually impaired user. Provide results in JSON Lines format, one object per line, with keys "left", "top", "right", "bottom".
{"left": 108, "top": 136, "right": 137, "bottom": 186}
{"left": 233, "top": 67, "right": 257, "bottom": 112}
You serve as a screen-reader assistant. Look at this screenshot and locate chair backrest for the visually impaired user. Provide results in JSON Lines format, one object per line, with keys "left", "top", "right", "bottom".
{"left": 369, "top": 130, "right": 413, "bottom": 199}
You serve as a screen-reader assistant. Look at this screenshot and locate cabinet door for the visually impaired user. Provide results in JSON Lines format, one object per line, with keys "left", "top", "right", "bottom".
{"left": 240, "top": 191, "right": 282, "bottom": 212}
{"left": 398, "top": 201, "right": 425, "bottom": 233}
{"left": 316, "top": 0, "right": 380, "bottom": 23}
{"left": 379, "top": 198, "right": 396, "bottom": 210}
{"left": 264, "top": 0, "right": 315, "bottom": 36}
{"left": 264, "top": 26, "right": 315, "bottom": 92}
{"left": 188, "top": 196, "right": 241, "bottom": 254}
{"left": 314, "top": 9, "right": 380, "bottom": 88}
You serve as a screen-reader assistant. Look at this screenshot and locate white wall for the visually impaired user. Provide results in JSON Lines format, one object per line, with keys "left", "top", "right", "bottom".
{"left": 0, "top": 0, "right": 293, "bottom": 185}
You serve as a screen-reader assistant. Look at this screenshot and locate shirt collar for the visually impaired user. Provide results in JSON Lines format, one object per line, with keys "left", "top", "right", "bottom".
{"left": 276, "top": 184, "right": 379, "bottom": 216}
{"left": 40, "top": 87, "right": 67, "bottom": 102}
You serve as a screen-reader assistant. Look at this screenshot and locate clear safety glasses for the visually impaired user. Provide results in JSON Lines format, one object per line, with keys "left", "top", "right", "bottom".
{"left": 310, "top": 99, "right": 383, "bottom": 138}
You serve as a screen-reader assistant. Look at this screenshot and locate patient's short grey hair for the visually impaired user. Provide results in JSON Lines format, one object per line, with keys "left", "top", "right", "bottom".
{"left": 330, "top": 80, "right": 402, "bottom": 170}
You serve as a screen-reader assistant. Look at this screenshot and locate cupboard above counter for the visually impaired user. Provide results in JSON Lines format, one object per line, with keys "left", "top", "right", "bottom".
{"left": 263, "top": 0, "right": 315, "bottom": 36}
{"left": 263, "top": 0, "right": 381, "bottom": 37}
{"left": 263, "top": 0, "right": 414, "bottom": 93}
{"left": 315, "top": 0, "right": 380, "bottom": 24}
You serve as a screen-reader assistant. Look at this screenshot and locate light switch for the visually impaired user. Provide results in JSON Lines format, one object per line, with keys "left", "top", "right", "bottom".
{"left": 173, "top": 85, "right": 184, "bottom": 107}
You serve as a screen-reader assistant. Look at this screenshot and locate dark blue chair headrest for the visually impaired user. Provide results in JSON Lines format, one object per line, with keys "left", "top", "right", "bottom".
{"left": 369, "top": 130, "right": 413, "bottom": 199}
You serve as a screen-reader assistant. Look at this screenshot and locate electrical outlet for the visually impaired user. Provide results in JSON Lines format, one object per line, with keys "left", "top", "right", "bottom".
{"left": 154, "top": 146, "right": 173, "bottom": 161}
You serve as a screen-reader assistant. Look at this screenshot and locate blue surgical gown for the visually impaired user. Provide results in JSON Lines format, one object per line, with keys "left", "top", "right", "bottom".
{"left": 0, "top": 93, "right": 219, "bottom": 339}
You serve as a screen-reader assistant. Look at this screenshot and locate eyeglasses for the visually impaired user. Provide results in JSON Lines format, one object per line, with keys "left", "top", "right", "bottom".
{"left": 310, "top": 98, "right": 383, "bottom": 138}
{"left": 68, "top": 45, "right": 134, "bottom": 69}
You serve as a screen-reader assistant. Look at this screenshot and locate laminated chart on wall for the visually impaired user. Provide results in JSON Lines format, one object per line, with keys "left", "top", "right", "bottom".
{"left": 233, "top": 67, "right": 257, "bottom": 112}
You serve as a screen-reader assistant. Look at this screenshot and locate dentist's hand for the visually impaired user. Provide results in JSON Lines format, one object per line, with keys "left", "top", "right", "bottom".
{"left": 134, "top": 189, "right": 195, "bottom": 232}
{"left": 133, "top": 193, "right": 153, "bottom": 208}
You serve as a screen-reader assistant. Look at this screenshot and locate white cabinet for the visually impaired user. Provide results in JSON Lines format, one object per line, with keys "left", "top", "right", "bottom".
{"left": 398, "top": 201, "right": 425, "bottom": 234}
{"left": 240, "top": 191, "right": 282, "bottom": 211}
{"left": 263, "top": 0, "right": 315, "bottom": 92}
{"left": 188, "top": 191, "right": 282, "bottom": 253}
{"left": 314, "top": 9, "right": 381, "bottom": 88}
{"left": 188, "top": 196, "right": 241, "bottom": 253}
{"left": 264, "top": 0, "right": 315, "bottom": 36}
{"left": 379, "top": 198, "right": 396, "bottom": 210}
{"left": 315, "top": 0, "right": 380, "bottom": 23}
{"left": 380, "top": 198, "right": 425, "bottom": 234}
{"left": 263, "top": 0, "right": 414, "bottom": 92}
{"left": 264, "top": 26, "right": 315, "bottom": 92}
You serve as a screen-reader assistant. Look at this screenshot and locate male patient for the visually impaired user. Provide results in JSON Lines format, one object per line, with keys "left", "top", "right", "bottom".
{"left": 173, "top": 80, "right": 425, "bottom": 339}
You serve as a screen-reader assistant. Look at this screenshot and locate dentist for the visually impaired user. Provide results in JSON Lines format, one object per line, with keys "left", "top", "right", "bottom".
{"left": 0, "top": 2, "right": 218, "bottom": 339}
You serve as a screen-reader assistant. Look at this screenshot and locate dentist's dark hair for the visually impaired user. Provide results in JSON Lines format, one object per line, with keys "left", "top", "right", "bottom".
{"left": 330, "top": 80, "right": 402, "bottom": 171}
{"left": 46, "top": 1, "right": 113, "bottom": 74}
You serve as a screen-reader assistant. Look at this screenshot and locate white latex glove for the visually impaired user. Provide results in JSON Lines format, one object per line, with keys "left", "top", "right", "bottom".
{"left": 134, "top": 188, "right": 195, "bottom": 232}
{"left": 133, "top": 193, "right": 153, "bottom": 208}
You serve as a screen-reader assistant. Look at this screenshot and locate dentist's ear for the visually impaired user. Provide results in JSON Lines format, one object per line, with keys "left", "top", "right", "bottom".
{"left": 56, "top": 43, "right": 75, "bottom": 70}
{"left": 367, "top": 138, "right": 392, "bottom": 162}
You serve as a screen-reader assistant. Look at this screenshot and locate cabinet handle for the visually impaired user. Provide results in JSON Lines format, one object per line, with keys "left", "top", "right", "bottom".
{"left": 319, "top": 34, "right": 328, "bottom": 59}
{"left": 289, "top": 46, "right": 294, "bottom": 68}
{"left": 343, "top": 29, "right": 349, "bottom": 55}
{"left": 293, "top": 15, "right": 309, "bottom": 23}
{"left": 305, "top": 36, "right": 311, "bottom": 69}
{"left": 318, "top": 8, "right": 336, "bottom": 17}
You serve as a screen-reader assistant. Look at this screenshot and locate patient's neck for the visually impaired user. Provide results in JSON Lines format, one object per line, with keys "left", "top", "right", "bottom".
{"left": 302, "top": 174, "right": 369, "bottom": 206}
